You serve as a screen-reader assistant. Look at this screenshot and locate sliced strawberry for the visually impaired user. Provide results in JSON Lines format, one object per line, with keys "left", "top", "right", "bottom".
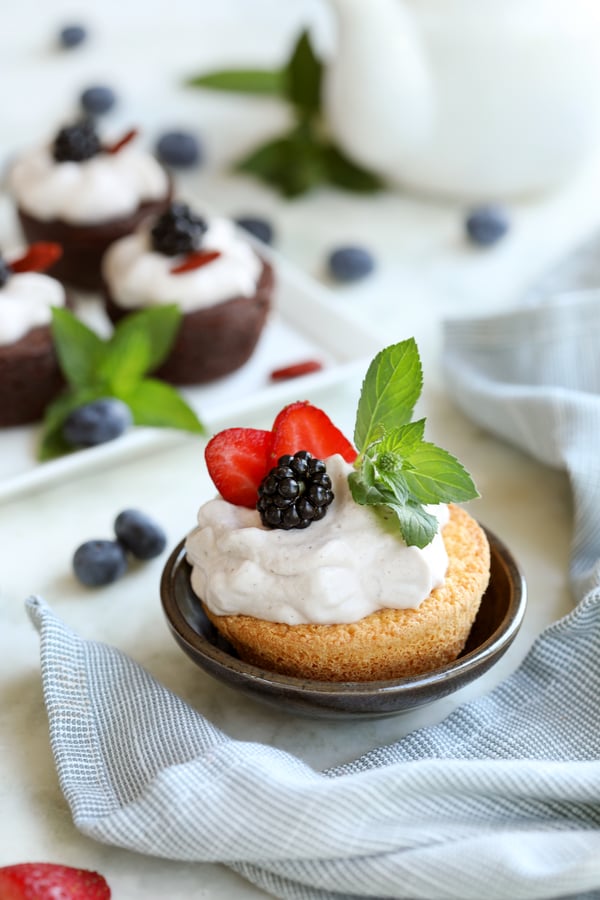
{"left": 269, "top": 359, "right": 323, "bottom": 381}
{"left": 205, "top": 427, "right": 274, "bottom": 507}
{"left": 104, "top": 128, "right": 138, "bottom": 155}
{"left": 10, "top": 242, "right": 63, "bottom": 274}
{"left": 171, "top": 250, "right": 221, "bottom": 275}
{"left": 0, "top": 862, "right": 111, "bottom": 899}
{"left": 271, "top": 401, "right": 357, "bottom": 464}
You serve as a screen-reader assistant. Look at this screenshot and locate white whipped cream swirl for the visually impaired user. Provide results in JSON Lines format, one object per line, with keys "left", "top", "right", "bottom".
{"left": 102, "top": 218, "right": 262, "bottom": 312}
{"left": 9, "top": 144, "right": 168, "bottom": 225}
{"left": 186, "top": 455, "right": 449, "bottom": 626}
{"left": 0, "top": 272, "right": 65, "bottom": 345}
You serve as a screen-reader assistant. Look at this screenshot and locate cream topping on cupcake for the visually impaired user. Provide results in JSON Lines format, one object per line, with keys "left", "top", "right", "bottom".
{"left": 186, "top": 455, "right": 450, "bottom": 626}
{"left": 102, "top": 218, "right": 263, "bottom": 312}
{"left": 9, "top": 144, "right": 168, "bottom": 225}
{"left": 0, "top": 273, "right": 65, "bottom": 345}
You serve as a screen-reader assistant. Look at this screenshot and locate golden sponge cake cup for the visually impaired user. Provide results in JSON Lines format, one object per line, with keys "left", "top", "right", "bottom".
{"left": 200, "top": 504, "right": 490, "bottom": 682}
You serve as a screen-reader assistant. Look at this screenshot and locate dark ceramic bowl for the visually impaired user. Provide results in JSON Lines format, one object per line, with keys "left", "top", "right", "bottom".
{"left": 160, "top": 527, "right": 527, "bottom": 719}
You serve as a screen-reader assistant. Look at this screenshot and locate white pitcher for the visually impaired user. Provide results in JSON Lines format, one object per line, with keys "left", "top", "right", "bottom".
{"left": 323, "top": 0, "right": 600, "bottom": 199}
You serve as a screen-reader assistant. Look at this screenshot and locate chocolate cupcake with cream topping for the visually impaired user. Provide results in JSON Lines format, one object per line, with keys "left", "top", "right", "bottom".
{"left": 0, "top": 244, "right": 67, "bottom": 426}
{"left": 101, "top": 202, "right": 273, "bottom": 385}
{"left": 8, "top": 120, "right": 171, "bottom": 292}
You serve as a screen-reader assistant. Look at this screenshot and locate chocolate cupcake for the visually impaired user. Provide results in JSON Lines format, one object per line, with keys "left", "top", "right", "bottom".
{"left": 8, "top": 120, "right": 171, "bottom": 292}
{"left": 0, "top": 246, "right": 67, "bottom": 426}
{"left": 101, "top": 203, "right": 273, "bottom": 385}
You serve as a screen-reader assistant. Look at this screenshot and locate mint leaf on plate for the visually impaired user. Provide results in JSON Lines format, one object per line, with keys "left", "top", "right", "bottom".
{"left": 286, "top": 29, "right": 322, "bottom": 114}
{"left": 349, "top": 340, "right": 479, "bottom": 547}
{"left": 51, "top": 307, "right": 106, "bottom": 388}
{"left": 39, "top": 308, "right": 203, "bottom": 460}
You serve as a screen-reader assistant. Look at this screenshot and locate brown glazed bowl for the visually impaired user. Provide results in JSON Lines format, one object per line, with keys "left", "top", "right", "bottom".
{"left": 160, "top": 526, "right": 527, "bottom": 719}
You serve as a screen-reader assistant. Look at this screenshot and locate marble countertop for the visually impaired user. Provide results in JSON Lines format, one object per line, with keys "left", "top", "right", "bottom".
{"left": 2, "top": 1, "right": 599, "bottom": 897}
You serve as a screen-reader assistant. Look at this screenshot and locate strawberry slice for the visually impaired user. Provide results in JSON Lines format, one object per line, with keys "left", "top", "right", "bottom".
{"left": 271, "top": 401, "right": 357, "bottom": 464}
{"left": 10, "top": 242, "right": 63, "bottom": 274}
{"left": 205, "top": 427, "right": 274, "bottom": 507}
{"left": 0, "top": 862, "right": 111, "bottom": 899}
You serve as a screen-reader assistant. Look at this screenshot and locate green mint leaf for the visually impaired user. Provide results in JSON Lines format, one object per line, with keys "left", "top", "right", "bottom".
{"left": 124, "top": 378, "right": 205, "bottom": 434}
{"left": 323, "top": 144, "right": 385, "bottom": 193}
{"left": 389, "top": 501, "right": 439, "bottom": 549}
{"left": 285, "top": 30, "right": 322, "bottom": 114}
{"left": 374, "top": 419, "right": 426, "bottom": 457}
{"left": 348, "top": 470, "right": 394, "bottom": 507}
{"left": 401, "top": 442, "right": 480, "bottom": 505}
{"left": 354, "top": 339, "right": 423, "bottom": 452}
{"left": 50, "top": 308, "right": 106, "bottom": 389}
{"left": 98, "top": 305, "right": 181, "bottom": 392}
{"left": 38, "top": 386, "right": 107, "bottom": 461}
{"left": 236, "top": 129, "right": 326, "bottom": 197}
{"left": 186, "top": 69, "right": 284, "bottom": 95}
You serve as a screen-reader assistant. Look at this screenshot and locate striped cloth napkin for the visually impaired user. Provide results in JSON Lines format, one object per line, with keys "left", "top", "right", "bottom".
{"left": 26, "top": 290, "right": 600, "bottom": 900}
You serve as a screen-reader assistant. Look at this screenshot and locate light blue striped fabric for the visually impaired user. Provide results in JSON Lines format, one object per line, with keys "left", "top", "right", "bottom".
{"left": 26, "top": 291, "right": 600, "bottom": 900}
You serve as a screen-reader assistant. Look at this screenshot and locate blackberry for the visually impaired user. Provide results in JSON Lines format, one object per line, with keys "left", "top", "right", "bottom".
{"left": 0, "top": 255, "right": 11, "bottom": 289}
{"left": 150, "top": 202, "right": 207, "bottom": 256}
{"left": 53, "top": 120, "right": 101, "bottom": 163}
{"left": 257, "top": 451, "right": 334, "bottom": 530}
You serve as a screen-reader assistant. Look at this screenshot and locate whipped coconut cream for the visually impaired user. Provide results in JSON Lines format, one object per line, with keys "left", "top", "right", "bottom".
{"left": 186, "top": 455, "right": 450, "bottom": 626}
{"left": 0, "top": 272, "right": 65, "bottom": 345}
{"left": 102, "top": 217, "right": 262, "bottom": 312}
{"left": 9, "top": 144, "right": 168, "bottom": 225}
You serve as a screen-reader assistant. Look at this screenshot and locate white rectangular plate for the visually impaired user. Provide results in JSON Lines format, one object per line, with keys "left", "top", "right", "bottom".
{"left": 0, "top": 246, "right": 382, "bottom": 502}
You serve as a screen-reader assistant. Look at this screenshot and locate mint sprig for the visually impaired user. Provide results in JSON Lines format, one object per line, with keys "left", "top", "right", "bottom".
{"left": 39, "top": 307, "right": 204, "bottom": 461}
{"left": 349, "top": 340, "right": 479, "bottom": 548}
{"left": 186, "top": 30, "right": 384, "bottom": 198}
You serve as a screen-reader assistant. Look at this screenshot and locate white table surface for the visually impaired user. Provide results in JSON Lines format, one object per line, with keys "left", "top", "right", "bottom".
{"left": 2, "top": 2, "right": 599, "bottom": 897}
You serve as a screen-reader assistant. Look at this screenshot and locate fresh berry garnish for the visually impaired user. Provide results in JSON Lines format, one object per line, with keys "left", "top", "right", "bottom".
{"left": 465, "top": 205, "right": 510, "bottom": 247}
{"left": 257, "top": 451, "right": 334, "bottom": 530}
{"left": 328, "top": 245, "right": 375, "bottom": 283}
{"left": 0, "top": 255, "right": 11, "bottom": 288}
{"left": 271, "top": 401, "right": 357, "bottom": 464}
{"left": 62, "top": 398, "right": 132, "bottom": 448}
{"left": 235, "top": 216, "right": 274, "bottom": 245}
{"left": 151, "top": 203, "right": 207, "bottom": 257}
{"left": 114, "top": 509, "right": 166, "bottom": 560}
{"left": 170, "top": 249, "right": 221, "bottom": 274}
{"left": 205, "top": 427, "right": 274, "bottom": 508}
{"left": 270, "top": 360, "right": 323, "bottom": 381}
{"left": 104, "top": 128, "right": 138, "bottom": 155}
{"left": 9, "top": 242, "right": 63, "bottom": 274}
{"left": 58, "top": 24, "right": 87, "bottom": 49}
{"left": 73, "top": 539, "right": 129, "bottom": 587}
{"left": 81, "top": 85, "right": 117, "bottom": 116}
{"left": 155, "top": 130, "right": 202, "bottom": 168}
{"left": 53, "top": 120, "right": 101, "bottom": 163}
{"left": 0, "top": 862, "right": 110, "bottom": 900}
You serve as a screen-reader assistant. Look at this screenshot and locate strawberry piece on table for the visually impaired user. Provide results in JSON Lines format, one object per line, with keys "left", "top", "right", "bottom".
{"left": 271, "top": 401, "right": 357, "bottom": 463}
{"left": 205, "top": 427, "right": 274, "bottom": 507}
{"left": 0, "top": 862, "right": 111, "bottom": 899}
{"left": 269, "top": 359, "right": 323, "bottom": 381}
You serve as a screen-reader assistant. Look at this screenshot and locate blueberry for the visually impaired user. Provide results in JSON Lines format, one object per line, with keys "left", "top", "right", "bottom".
{"left": 155, "top": 131, "right": 202, "bottom": 168}
{"left": 62, "top": 398, "right": 133, "bottom": 448}
{"left": 59, "top": 24, "right": 87, "bottom": 49}
{"left": 114, "top": 509, "right": 167, "bottom": 560}
{"left": 235, "top": 216, "right": 274, "bottom": 246}
{"left": 73, "top": 540, "right": 128, "bottom": 587}
{"left": 465, "top": 205, "right": 510, "bottom": 247}
{"left": 327, "top": 245, "right": 375, "bottom": 283}
{"left": 80, "top": 85, "right": 117, "bottom": 116}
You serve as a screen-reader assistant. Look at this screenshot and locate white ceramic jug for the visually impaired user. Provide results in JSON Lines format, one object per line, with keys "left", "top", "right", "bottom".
{"left": 323, "top": 0, "right": 600, "bottom": 199}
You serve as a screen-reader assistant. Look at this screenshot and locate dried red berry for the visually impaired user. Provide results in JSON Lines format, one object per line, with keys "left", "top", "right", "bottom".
{"left": 269, "top": 360, "right": 324, "bottom": 382}
{"left": 10, "top": 242, "right": 63, "bottom": 274}
{"left": 170, "top": 250, "right": 221, "bottom": 274}
{"left": 104, "top": 128, "right": 138, "bottom": 155}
